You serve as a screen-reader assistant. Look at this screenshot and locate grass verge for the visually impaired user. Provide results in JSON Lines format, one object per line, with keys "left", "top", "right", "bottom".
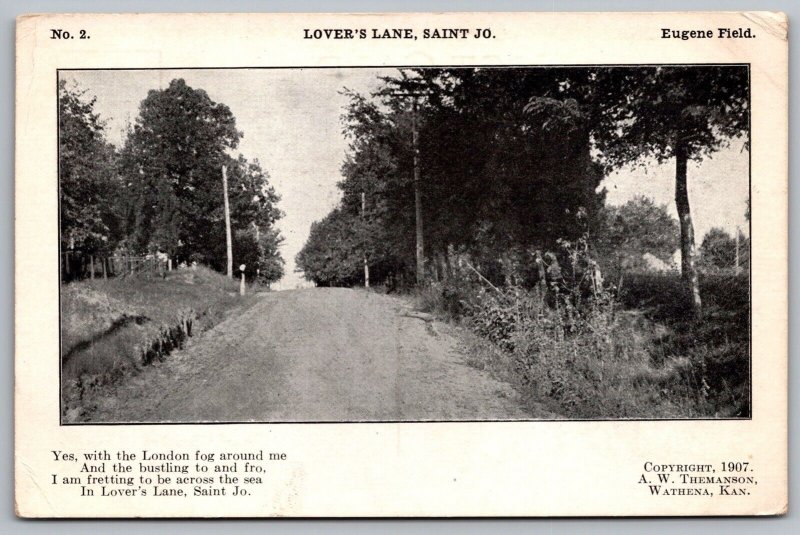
{"left": 60, "top": 266, "right": 255, "bottom": 421}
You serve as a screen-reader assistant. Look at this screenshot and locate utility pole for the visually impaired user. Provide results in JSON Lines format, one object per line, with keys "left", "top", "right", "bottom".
{"left": 362, "top": 191, "right": 370, "bottom": 288}
{"left": 411, "top": 97, "right": 425, "bottom": 284}
{"left": 734, "top": 226, "right": 741, "bottom": 274}
{"left": 387, "top": 85, "right": 429, "bottom": 284}
{"left": 222, "top": 164, "right": 233, "bottom": 278}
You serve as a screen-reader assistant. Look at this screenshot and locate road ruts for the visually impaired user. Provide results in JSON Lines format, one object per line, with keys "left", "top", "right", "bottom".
{"left": 88, "top": 287, "right": 552, "bottom": 422}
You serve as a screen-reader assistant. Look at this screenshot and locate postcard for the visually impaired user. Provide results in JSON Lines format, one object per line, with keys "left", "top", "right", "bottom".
{"left": 15, "top": 11, "right": 787, "bottom": 516}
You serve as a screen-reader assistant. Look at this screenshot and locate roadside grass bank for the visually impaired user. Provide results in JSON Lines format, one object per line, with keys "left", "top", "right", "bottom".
{"left": 61, "top": 266, "right": 258, "bottom": 421}
{"left": 412, "top": 271, "right": 749, "bottom": 420}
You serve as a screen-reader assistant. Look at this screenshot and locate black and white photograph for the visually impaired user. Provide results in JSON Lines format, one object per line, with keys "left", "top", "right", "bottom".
{"left": 15, "top": 8, "right": 789, "bottom": 518}
{"left": 58, "top": 65, "right": 751, "bottom": 424}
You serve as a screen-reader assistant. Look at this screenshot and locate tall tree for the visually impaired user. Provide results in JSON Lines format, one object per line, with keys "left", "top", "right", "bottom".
{"left": 118, "top": 78, "right": 241, "bottom": 264}
{"left": 589, "top": 66, "right": 749, "bottom": 316}
{"left": 117, "top": 78, "right": 284, "bottom": 281}
{"left": 58, "top": 80, "right": 121, "bottom": 259}
{"left": 326, "top": 69, "right": 604, "bottom": 287}
{"left": 339, "top": 90, "right": 411, "bottom": 283}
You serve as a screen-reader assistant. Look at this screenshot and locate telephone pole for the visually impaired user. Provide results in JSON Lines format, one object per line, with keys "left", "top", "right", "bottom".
{"left": 222, "top": 164, "right": 233, "bottom": 278}
{"left": 411, "top": 98, "right": 424, "bottom": 285}
{"left": 387, "top": 87, "right": 430, "bottom": 284}
{"left": 362, "top": 191, "right": 370, "bottom": 288}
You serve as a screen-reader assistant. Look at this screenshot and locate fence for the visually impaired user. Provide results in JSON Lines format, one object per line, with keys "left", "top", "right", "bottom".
{"left": 61, "top": 251, "right": 169, "bottom": 282}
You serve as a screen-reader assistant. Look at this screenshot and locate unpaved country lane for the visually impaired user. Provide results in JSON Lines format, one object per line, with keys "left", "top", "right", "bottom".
{"left": 89, "top": 288, "right": 542, "bottom": 422}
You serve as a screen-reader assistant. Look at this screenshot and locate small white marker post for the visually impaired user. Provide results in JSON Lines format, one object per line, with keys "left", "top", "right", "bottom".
{"left": 239, "top": 264, "right": 246, "bottom": 296}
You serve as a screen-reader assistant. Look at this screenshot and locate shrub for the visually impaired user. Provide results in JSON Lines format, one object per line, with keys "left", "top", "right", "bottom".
{"left": 413, "top": 277, "right": 481, "bottom": 321}
{"left": 446, "top": 239, "right": 750, "bottom": 418}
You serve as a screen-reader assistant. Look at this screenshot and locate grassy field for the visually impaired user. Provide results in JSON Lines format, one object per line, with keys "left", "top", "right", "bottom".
{"left": 60, "top": 267, "right": 252, "bottom": 421}
{"left": 414, "top": 271, "right": 750, "bottom": 419}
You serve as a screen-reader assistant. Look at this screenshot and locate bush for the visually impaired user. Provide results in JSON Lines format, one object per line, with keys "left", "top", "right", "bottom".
{"left": 618, "top": 272, "right": 749, "bottom": 324}
{"left": 431, "top": 240, "right": 750, "bottom": 419}
{"left": 413, "top": 277, "right": 481, "bottom": 321}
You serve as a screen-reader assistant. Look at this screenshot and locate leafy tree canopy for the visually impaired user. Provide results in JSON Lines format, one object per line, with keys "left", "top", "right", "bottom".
{"left": 314, "top": 68, "right": 605, "bottom": 286}
{"left": 60, "top": 78, "right": 285, "bottom": 283}
{"left": 59, "top": 80, "right": 122, "bottom": 254}
{"left": 594, "top": 196, "right": 680, "bottom": 272}
{"left": 118, "top": 78, "right": 242, "bottom": 259}
{"left": 699, "top": 227, "right": 749, "bottom": 272}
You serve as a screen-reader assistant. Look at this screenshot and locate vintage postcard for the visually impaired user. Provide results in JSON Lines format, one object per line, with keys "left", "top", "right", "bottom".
{"left": 15, "top": 12, "right": 787, "bottom": 516}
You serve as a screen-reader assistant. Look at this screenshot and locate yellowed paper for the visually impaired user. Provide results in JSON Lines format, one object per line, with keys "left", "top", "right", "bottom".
{"left": 15, "top": 12, "right": 787, "bottom": 517}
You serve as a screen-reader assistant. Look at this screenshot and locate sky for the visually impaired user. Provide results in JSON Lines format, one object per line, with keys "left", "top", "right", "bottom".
{"left": 62, "top": 68, "right": 750, "bottom": 289}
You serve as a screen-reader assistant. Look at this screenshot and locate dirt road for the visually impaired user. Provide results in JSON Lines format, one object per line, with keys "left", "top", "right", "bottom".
{"left": 89, "top": 288, "right": 545, "bottom": 422}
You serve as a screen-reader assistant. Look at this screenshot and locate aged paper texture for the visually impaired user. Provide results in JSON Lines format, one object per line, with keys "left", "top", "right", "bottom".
{"left": 15, "top": 12, "right": 787, "bottom": 517}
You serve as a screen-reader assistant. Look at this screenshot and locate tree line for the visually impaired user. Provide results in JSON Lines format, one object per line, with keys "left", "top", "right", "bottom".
{"left": 59, "top": 78, "right": 285, "bottom": 283}
{"left": 296, "top": 66, "right": 749, "bottom": 316}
